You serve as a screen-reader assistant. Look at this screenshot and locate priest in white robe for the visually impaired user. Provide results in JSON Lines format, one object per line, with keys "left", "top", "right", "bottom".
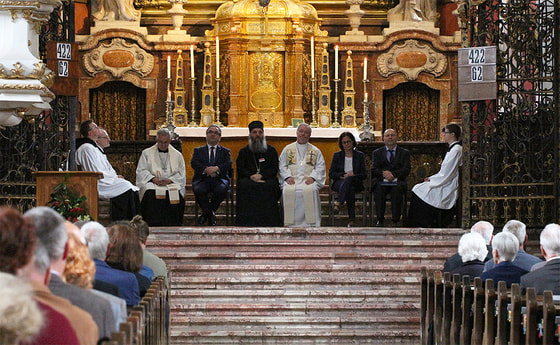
{"left": 75, "top": 120, "right": 140, "bottom": 221}
{"left": 136, "top": 128, "right": 186, "bottom": 226}
{"left": 279, "top": 123, "right": 326, "bottom": 227}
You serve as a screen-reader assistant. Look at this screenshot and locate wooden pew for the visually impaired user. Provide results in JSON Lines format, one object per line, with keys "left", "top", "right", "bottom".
{"left": 433, "top": 270, "right": 443, "bottom": 344}
{"left": 482, "top": 279, "right": 496, "bottom": 345}
{"left": 421, "top": 267, "right": 429, "bottom": 345}
{"left": 495, "top": 281, "right": 509, "bottom": 345}
{"left": 440, "top": 272, "right": 453, "bottom": 345}
{"left": 450, "top": 273, "right": 462, "bottom": 344}
{"left": 542, "top": 291, "right": 560, "bottom": 344}
{"left": 471, "top": 277, "right": 485, "bottom": 345}
{"left": 508, "top": 284, "right": 523, "bottom": 345}
{"left": 460, "top": 275, "right": 474, "bottom": 345}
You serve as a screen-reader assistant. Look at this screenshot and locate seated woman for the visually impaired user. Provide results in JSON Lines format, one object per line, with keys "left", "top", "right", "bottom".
{"left": 450, "top": 232, "right": 488, "bottom": 280}
{"left": 106, "top": 223, "right": 152, "bottom": 298}
{"left": 408, "top": 123, "right": 462, "bottom": 227}
{"left": 328, "top": 132, "right": 366, "bottom": 227}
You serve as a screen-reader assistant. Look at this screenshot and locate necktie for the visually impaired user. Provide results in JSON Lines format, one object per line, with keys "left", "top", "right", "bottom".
{"left": 209, "top": 146, "right": 215, "bottom": 166}
{"left": 389, "top": 149, "right": 395, "bottom": 164}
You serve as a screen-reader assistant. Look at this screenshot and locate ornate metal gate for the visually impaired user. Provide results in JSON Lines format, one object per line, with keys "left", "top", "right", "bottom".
{"left": 459, "top": 0, "right": 559, "bottom": 228}
{"left": 0, "top": 2, "right": 74, "bottom": 212}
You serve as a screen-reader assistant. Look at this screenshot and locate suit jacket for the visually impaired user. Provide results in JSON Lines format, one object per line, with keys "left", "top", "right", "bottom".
{"left": 484, "top": 248, "right": 543, "bottom": 272}
{"left": 371, "top": 145, "right": 411, "bottom": 186}
{"left": 480, "top": 261, "right": 528, "bottom": 288}
{"left": 520, "top": 258, "right": 560, "bottom": 294}
{"left": 328, "top": 150, "right": 367, "bottom": 187}
{"left": 443, "top": 245, "right": 493, "bottom": 272}
{"left": 49, "top": 273, "right": 116, "bottom": 339}
{"left": 449, "top": 260, "right": 485, "bottom": 281}
{"left": 191, "top": 145, "right": 232, "bottom": 183}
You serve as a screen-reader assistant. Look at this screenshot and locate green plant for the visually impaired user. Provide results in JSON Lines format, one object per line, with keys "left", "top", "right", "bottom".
{"left": 47, "top": 175, "right": 93, "bottom": 222}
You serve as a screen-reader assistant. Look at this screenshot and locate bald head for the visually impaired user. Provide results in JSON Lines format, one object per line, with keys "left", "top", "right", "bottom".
{"left": 470, "top": 221, "right": 494, "bottom": 244}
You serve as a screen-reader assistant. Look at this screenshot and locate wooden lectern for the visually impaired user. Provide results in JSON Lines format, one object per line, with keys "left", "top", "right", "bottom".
{"left": 34, "top": 171, "right": 103, "bottom": 220}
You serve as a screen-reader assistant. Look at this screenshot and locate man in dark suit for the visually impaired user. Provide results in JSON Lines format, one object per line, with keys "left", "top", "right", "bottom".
{"left": 520, "top": 223, "right": 560, "bottom": 294}
{"left": 191, "top": 125, "right": 232, "bottom": 226}
{"left": 480, "top": 232, "right": 528, "bottom": 288}
{"left": 371, "top": 129, "right": 411, "bottom": 226}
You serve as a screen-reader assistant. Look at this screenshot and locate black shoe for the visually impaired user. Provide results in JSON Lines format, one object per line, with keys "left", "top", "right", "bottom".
{"left": 209, "top": 212, "right": 217, "bottom": 226}
{"left": 198, "top": 213, "right": 208, "bottom": 225}
{"left": 376, "top": 219, "right": 384, "bottom": 227}
{"left": 392, "top": 220, "right": 400, "bottom": 227}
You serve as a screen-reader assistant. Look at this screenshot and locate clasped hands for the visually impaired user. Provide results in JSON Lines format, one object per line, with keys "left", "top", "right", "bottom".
{"left": 152, "top": 177, "right": 172, "bottom": 186}
{"left": 285, "top": 176, "right": 315, "bottom": 185}
{"left": 382, "top": 170, "right": 395, "bottom": 182}
{"left": 203, "top": 166, "right": 220, "bottom": 178}
{"left": 250, "top": 173, "right": 265, "bottom": 183}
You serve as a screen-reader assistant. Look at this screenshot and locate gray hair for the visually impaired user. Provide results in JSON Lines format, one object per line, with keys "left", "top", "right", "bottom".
{"left": 81, "top": 221, "right": 109, "bottom": 260}
{"left": 297, "top": 123, "right": 311, "bottom": 133}
{"left": 502, "top": 220, "right": 526, "bottom": 247}
{"left": 156, "top": 128, "right": 171, "bottom": 138}
{"left": 24, "top": 207, "right": 67, "bottom": 263}
{"left": 470, "top": 221, "right": 494, "bottom": 244}
{"left": 207, "top": 124, "right": 222, "bottom": 135}
{"left": 492, "top": 232, "right": 519, "bottom": 262}
{"left": 540, "top": 223, "right": 560, "bottom": 257}
{"left": 33, "top": 245, "right": 51, "bottom": 273}
{"left": 458, "top": 232, "right": 488, "bottom": 262}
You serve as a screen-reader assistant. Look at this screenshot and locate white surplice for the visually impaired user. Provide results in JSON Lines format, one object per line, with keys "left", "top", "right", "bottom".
{"left": 136, "top": 144, "right": 186, "bottom": 201}
{"left": 279, "top": 142, "right": 326, "bottom": 227}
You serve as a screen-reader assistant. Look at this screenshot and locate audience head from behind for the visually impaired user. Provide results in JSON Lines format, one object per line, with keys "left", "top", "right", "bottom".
{"left": 491, "top": 232, "right": 519, "bottom": 264}
{"left": 0, "top": 272, "right": 43, "bottom": 345}
{"left": 64, "top": 230, "right": 96, "bottom": 289}
{"left": 502, "top": 220, "right": 526, "bottom": 248}
{"left": 130, "top": 215, "right": 150, "bottom": 246}
{"left": 540, "top": 223, "right": 560, "bottom": 260}
{"left": 0, "top": 207, "right": 36, "bottom": 274}
{"left": 23, "top": 207, "right": 67, "bottom": 264}
{"left": 106, "top": 222, "right": 143, "bottom": 273}
{"left": 81, "top": 221, "right": 110, "bottom": 260}
{"left": 470, "top": 220, "right": 494, "bottom": 245}
{"left": 458, "top": 233, "right": 488, "bottom": 263}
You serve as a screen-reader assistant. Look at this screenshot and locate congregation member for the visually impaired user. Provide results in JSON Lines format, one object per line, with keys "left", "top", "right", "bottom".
{"left": 449, "top": 232, "right": 488, "bottom": 280}
{"left": 235, "top": 120, "right": 282, "bottom": 226}
{"left": 136, "top": 128, "right": 186, "bottom": 226}
{"left": 520, "top": 223, "right": 560, "bottom": 294}
{"left": 480, "top": 232, "right": 527, "bottom": 288}
{"left": 81, "top": 221, "right": 141, "bottom": 307}
{"left": 371, "top": 128, "right": 411, "bottom": 226}
{"left": 443, "top": 220, "right": 493, "bottom": 272}
{"left": 24, "top": 207, "right": 99, "bottom": 345}
{"left": 408, "top": 123, "right": 462, "bottom": 227}
{"left": 483, "top": 219, "right": 542, "bottom": 272}
{"left": 0, "top": 207, "right": 79, "bottom": 345}
{"left": 328, "top": 131, "right": 366, "bottom": 227}
{"left": 191, "top": 124, "right": 232, "bottom": 226}
{"left": 106, "top": 222, "right": 153, "bottom": 298}
{"left": 76, "top": 120, "right": 140, "bottom": 221}
{"left": 279, "top": 123, "right": 326, "bottom": 227}
{"left": 130, "top": 215, "right": 169, "bottom": 286}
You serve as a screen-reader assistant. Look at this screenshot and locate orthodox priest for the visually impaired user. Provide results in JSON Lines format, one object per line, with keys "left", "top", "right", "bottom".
{"left": 235, "top": 121, "right": 281, "bottom": 226}
{"left": 279, "top": 123, "right": 326, "bottom": 227}
{"left": 76, "top": 120, "right": 140, "bottom": 221}
{"left": 136, "top": 128, "right": 186, "bottom": 226}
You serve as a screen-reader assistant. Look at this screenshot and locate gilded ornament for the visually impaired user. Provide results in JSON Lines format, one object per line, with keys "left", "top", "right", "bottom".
{"left": 10, "top": 62, "right": 25, "bottom": 79}
{"left": 82, "top": 38, "right": 154, "bottom": 78}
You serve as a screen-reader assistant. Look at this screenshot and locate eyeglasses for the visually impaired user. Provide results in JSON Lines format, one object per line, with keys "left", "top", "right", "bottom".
{"left": 206, "top": 130, "right": 220, "bottom": 135}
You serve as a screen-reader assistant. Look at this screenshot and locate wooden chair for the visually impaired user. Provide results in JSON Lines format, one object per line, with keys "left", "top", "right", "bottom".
{"left": 328, "top": 181, "right": 369, "bottom": 226}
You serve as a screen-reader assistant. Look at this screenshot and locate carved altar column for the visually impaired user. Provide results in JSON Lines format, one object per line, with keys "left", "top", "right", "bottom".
{"left": 226, "top": 39, "right": 249, "bottom": 127}
{"left": 285, "top": 38, "right": 306, "bottom": 123}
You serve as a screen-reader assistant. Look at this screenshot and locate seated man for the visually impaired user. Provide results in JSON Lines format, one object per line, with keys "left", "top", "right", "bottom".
{"left": 136, "top": 128, "right": 186, "bottom": 226}
{"left": 279, "top": 123, "right": 326, "bottom": 227}
{"left": 371, "top": 129, "right": 411, "bottom": 226}
{"left": 480, "top": 232, "right": 527, "bottom": 288}
{"left": 520, "top": 223, "right": 560, "bottom": 294}
{"left": 235, "top": 121, "right": 281, "bottom": 226}
{"left": 191, "top": 125, "right": 232, "bottom": 226}
{"left": 76, "top": 120, "right": 140, "bottom": 221}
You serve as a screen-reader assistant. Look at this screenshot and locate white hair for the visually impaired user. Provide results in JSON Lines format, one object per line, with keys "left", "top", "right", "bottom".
{"left": 492, "top": 232, "right": 519, "bottom": 262}
{"left": 81, "top": 221, "right": 109, "bottom": 260}
{"left": 0, "top": 272, "right": 43, "bottom": 343}
{"left": 540, "top": 223, "right": 560, "bottom": 257}
{"left": 470, "top": 221, "right": 494, "bottom": 244}
{"left": 458, "top": 233, "right": 488, "bottom": 262}
{"left": 502, "top": 220, "right": 526, "bottom": 247}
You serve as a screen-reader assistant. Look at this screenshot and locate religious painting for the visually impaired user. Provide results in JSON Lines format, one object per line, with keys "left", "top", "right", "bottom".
{"left": 248, "top": 52, "right": 284, "bottom": 127}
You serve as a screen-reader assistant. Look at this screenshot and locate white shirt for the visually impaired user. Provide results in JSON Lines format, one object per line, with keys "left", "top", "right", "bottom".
{"left": 136, "top": 144, "right": 186, "bottom": 198}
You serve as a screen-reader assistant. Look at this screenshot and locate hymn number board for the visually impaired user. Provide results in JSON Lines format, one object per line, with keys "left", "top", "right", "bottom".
{"left": 458, "top": 46, "right": 497, "bottom": 101}
{"left": 46, "top": 41, "right": 79, "bottom": 96}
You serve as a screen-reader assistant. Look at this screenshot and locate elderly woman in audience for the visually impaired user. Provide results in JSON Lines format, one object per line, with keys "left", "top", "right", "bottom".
{"left": 64, "top": 230, "right": 127, "bottom": 330}
{"left": 106, "top": 222, "right": 152, "bottom": 297}
{"left": 450, "top": 232, "right": 488, "bottom": 280}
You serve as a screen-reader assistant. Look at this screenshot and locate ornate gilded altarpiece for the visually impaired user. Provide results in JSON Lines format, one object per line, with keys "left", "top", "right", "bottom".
{"left": 459, "top": 0, "right": 559, "bottom": 228}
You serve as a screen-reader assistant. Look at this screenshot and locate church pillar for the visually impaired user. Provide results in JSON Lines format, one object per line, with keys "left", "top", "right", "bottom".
{"left": 226, "top": 39, "right": 249, "bottom": 127}
{"left": 284, "top": 39, "right": 306, "bottom": 124}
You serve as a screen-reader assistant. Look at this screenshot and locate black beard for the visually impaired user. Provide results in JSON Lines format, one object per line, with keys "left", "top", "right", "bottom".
{"left": 248, "top": 136, "right": 267, "bottom": 153}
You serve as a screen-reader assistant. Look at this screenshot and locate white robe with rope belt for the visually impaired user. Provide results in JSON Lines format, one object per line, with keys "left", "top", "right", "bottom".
{"left": 279, "top": 142, "right": 326, "bottom": 226}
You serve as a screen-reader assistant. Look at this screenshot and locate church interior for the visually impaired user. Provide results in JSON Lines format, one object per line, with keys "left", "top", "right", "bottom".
{"left": 0, "top": 0, "right": 558, "bottom": 342}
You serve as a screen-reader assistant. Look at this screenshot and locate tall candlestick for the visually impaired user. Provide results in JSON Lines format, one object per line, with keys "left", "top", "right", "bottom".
{"left": 167, "top": 56, "right": 171, "bottom": 79}
{"left": 334, "top": 45, "right": 339, "bottom": 79}
{"left": 215, "top": 36, "right": 220, "bottom": 79}
{"left": 167, "top": 90, "right": 171, "bottom": 101}
{"left": 363, "top": 57, "right": 368, "bottom": 80}
{"left": 311, "top": 36, "right": 315, "bottom": 78}
{"left": 364, "top": 92, "right": 368, "bottom": 102}
{"left": 190, "top": 45, "right": 195, "bottom": 76}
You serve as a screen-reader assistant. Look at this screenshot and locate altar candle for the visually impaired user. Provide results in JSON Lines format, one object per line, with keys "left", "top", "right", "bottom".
{"left": 364, "top": 92, "right": 368, "bottom": 102}
{"left": 310, "top": 36, "right": 315, "bottom": 78}
{"left": 216, "top": 36, "right": 220, "bottom": 79}
{"left": 190, "top": 45, "right": 195, "bottom": 77}
{"left": 363, "top": 57, "right": 368, "bottom": 80}
{"left": 167, "top": 56, "right": 171, "bottom": 79}
{"left": 334, "top": 45, "right": 339, "bottom": 79}
{"left": 167, "top": 91, "right": 171, "bottom": 101}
